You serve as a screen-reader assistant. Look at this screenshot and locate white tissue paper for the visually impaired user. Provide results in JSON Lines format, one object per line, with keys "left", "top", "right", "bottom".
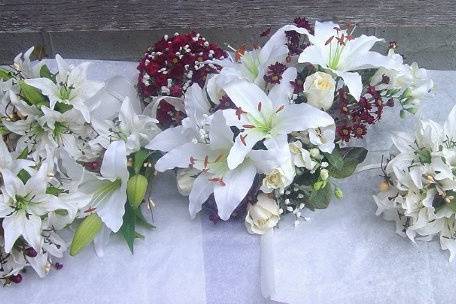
{"left": 1, "top": 61, "right": 206, "bottom": 304}
{"left": 262, "top": 71, "right": 456, "bottom": 304}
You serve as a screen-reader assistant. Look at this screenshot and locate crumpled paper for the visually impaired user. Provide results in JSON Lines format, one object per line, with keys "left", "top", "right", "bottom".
{"left": 262, "top": 70, "right": 456, "bottom": 304}
{"left": 1, "top": 60, "right": 207, "bottom": 304}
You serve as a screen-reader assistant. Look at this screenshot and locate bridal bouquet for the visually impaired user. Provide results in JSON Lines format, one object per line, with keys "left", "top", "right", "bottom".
{"left": 0, "top": 48, "right": 158, "bottom": 284}
{"left": 374, "top": 107, "right": 456, "bottom": 260}
{"left": 138, "top": 18, "right": 433, "bottom": 234}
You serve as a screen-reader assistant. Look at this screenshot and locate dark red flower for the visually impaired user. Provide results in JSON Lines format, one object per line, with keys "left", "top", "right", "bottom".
{"left": 155, "top": 100, "right": 186, "bottom": 128}
{"left": 337, "top": 126, "right": 352, "bottom": 142}
{"left": 352, "top": 124, "right": 367, "bottom": 138}
{"left": 264, "top": 62, "right": 288, "bottom": 84}
{"left": 137, "top": 32, "right": 226, "bottom": 100}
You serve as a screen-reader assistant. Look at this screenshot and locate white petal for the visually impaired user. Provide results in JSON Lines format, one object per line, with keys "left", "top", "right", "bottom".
{"left": 1, "top": 169, "right": 23, "bottom": 198}
{"left": 96, "top": 187, "right": 127, "bottom": 233}
{"left": 188, "top": 174, "right": 213, "bottom": 218}
{"left": 227, "top": 129, "right": 265, "bottom": 170}
{"left": 100, "top": 141, "right": 128, "bottom": 181}
{"left": 224, "top": 80, "right": 273, "bottom": 119}
{"left": 0, "top": 137, "right": 13, "bottom": 169}
{"left": 184, "top": 84, "right": 211, "bottom": 120}
{"left": 146, "top": 125, "right": 190, "bottom": 152}
{"left": 298, "top": 45, "right": 327, "bottom": 67}
{"left": 334, "top": 70, "right": 363, "bottom": 100}
{"left": 22, "top": 214, "right": 43, "bottom": 251}
{"left": 444, "top": 105, "right": 456, "bottom": 140}
{"left": 94, "top": 224, "right": 111, "bottom": 257}
{"left": 155, "top": 143, "right": 209, "bottom": 172}
{"left": 26, "top": 252, "right": 49, "bottom": 278}
{"left": 260, "top": 24, "right": 311, "bottom": 64}
{"left": 312, "top": 21, "right": 340, "bottom": 46}
{"left": 24, "top": 162, "right": 49, "bottom": 196}
{"left": 2, "top": 213, "right": 25, "bottom": 253}
{"left": 268, "top": 67, "right": 297, "bottom": 107}
{"left": 214, "top": 164, "right": 257, "bottom": 220}
{"left": 275, "top": 103, "right": 334, "bottom": 133}
{"left": 209, "top": 111, "right": 234, "bottom": 150}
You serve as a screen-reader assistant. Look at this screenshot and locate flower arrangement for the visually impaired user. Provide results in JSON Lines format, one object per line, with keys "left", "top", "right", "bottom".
{"left": 374, "top": 107, "right": 456, "bottom": 260}
{"left": 0, "top": 48, "right": 159, "bottom": 284}
{"left": 139, "top": 19, "right": 433, "bottom": 233}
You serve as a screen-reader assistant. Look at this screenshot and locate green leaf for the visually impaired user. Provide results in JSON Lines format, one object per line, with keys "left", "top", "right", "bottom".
{"left": 70, "top": 214, "right": 103, "bottom": 256}
{"left": 133, "top": 149, "right": 151, "bottom": 174}
{"left": 323, "top": 149, "right": 344, "bottom": 171}
{"left": 39, "top": 65, "right": 55, "bottom": 82}
{"left": 54, "top": 102, "right": 73, "bottom": 113}
{"left": 19, "top": 81, "right": 48, "bottom": 107}
{"left": 54, "top": 209, "right": 69, "bottom": 216}
{"left": 119, "top": 203, "right": 143, "bottom": 254}
{"left": 46, "top": 186, "right": 65, "bottom": 196}
{"left": 17, "top": 147, "right": 29, "bottom": 160}
{"left": 328, "top": 146, "right": 368, "bottom": 179}
{"left": 0, "top": 68, "right": 13, "bottom": 81}
{"left": 307, "top": 182, "right": 333, "bottom": 210}
{"left": 17, "top": 169, "right": 31, "bottom": 184}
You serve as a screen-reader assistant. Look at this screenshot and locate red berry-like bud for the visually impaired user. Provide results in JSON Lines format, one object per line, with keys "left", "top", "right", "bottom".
{"left": 24, "top": 247, "right": 37, "bottom": 257}
{"left": 10, "top": 274, "right": 22, "bottom": 284}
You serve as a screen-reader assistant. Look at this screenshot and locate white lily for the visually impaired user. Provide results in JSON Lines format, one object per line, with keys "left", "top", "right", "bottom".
{"left": 207, "top": 24, "right": 309, "bottom": 99}
{"left": 154, "top": 111, "right": 257, "bottom": 220}
{"left": 0, "top": 137, "right": 34, "bottom": 174}
{"left": 146, "top": 83, "right": 212, "bottom": 153}
{"left": 222, "top": 74, "right": 335, "bottom": 169}
{"left": 13, "top": 46, "right": 43, "bottom": 79}
{"left": 95, "top": 97, "right": 160, "bottom": 154}
{"left": 0, "top": 164, "right": 61, "bottom": 253}
{"left": 25, "top": 55, "right": 103, "bottom": 122}
{"left": 298, "top": 21, "right": 399, "bottom": 100}
{"left": 78, "top": 140, "right": 129, "bottom": 232}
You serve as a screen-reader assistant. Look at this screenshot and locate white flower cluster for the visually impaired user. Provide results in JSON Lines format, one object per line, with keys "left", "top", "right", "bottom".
{"left": 150, "top": 20, "right": 429, "bottom": 235}
{"left": 0, "top": 47, "right": 159, "bottom": 283}
{"left": 374, "top": 106, "right": 456, "bottom": 260}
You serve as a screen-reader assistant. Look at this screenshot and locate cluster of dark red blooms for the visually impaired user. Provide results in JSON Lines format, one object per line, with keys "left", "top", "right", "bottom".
{"left": 334, "top": 82, "right": 395, "bottom": 142}
{"left": 137, "top": 32, "right": 226, "bottom": 127}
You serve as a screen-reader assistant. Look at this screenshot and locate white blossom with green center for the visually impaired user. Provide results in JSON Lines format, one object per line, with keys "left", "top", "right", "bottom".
{"left": 297, "top": 21, "right": 400, "bottom": 100}
{"left": 222, "top": 74, "right": 335, "bottom": 170}
{"left": 25, "top": 54, "right": 103, "bottom": 122}
{"left": 78, "top": 140, "right": 129, "bottom": 232}
{"left": 0, "top": 164, "right": 62, "bottom": 253}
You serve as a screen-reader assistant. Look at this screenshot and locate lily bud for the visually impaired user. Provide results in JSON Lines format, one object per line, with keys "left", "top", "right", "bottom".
{"left": 127, "top": 174, "right": 149, "bottom": 208}
{"left": 70, "top": 214, "right": 102, "bottom": 256}
{"left": 334, "top": 187, "right": 344, "bottom": 199}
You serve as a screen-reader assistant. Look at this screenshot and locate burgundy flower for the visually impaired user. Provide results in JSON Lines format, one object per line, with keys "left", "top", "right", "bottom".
{"left": 337, "top": 126, "right": 352, "bottom": 142}
{"left": 352, "top": 124, "right": 367, "bottom": 138}
{"left": 264, "top": 62, "right": 287, "bottom": 84}
{"left": 137, "top": 32, "right": 226, "bottom": 100}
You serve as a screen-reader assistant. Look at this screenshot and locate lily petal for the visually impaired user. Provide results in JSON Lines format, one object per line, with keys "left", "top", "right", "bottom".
{"left": 214, "top": 163, "right": 257, "bottom": 220}
{"left": 188, "top": 174, "right": 213, "bottom": 218}
{"left": 334, "top": 70, "right": 363, "bottom": 100}
{"left": 100, "top": 141, "right": 128, "bottom": 181}
{"left": 275, "top": 103, "right": 334, "bottom": 133}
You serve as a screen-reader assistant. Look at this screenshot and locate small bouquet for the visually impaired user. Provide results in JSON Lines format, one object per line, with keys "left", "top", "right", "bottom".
{"left": 138, "top": 18, "right": 433, "bottom": 233}
{"left": 374, "top": 107, "right": 456, "bottom": 260}
{"left": 0, "top": 48, "right": 159, "bottom": 284}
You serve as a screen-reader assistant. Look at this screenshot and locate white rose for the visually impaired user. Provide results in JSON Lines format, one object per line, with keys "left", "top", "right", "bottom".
{"left": 245, "top": 193, "right": 280, "bottom": 234}
{"left": 303, "top": 71, "right": 336, "bottom": 110}
{"left": 176, "top": 168, "right": 199, "bottom": 196}
{"left": 261, "top": 168, "right": 289, "bottom": 193}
